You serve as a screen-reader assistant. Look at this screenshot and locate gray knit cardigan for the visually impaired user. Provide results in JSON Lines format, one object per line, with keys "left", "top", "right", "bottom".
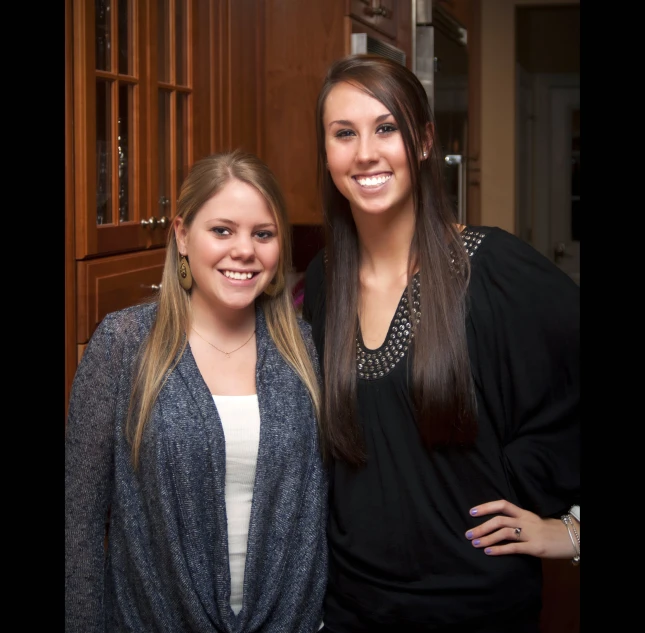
{"left": 65, "top": 302, "right": 328, "bottom": 633}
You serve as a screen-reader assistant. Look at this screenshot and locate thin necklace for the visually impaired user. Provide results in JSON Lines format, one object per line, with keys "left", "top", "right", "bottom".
{"left": 191, "top": 326, "right": 256, "bottom": 359}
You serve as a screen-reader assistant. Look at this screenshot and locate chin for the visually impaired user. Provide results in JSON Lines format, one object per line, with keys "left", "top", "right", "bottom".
{"left": 211, "top": 291, "right": 259, "bottom": 312}
{"left": 354, "top": 201, "right": 392, "bottom": 216}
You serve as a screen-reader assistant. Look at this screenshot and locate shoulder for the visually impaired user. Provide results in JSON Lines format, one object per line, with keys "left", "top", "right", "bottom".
{"left": 464, "top": 225, "right": 541, "bottom": 260}
{"left": 99, "top": 301, "right": 157, "bottom": 332}
{"left": 465, "top": 225, "right": 579, "bottom": 336}
{"left": 467, "top": 225, "right": 579, "bottom": 296}
{"left": 91, "top": 302, "right": 157, "bottom": 348}
{"left": 75, "top": 303, "right": 157, "bottom": 379}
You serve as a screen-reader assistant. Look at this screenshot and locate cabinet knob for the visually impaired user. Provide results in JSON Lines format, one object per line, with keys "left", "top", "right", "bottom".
{"left": 364, "top": 1, "right": 390, "bottom": 18}
{"left": 140, "top": 216, "right": 158, "bottom": 229}
{"left": 157, "top": 215, "right": 169, "bottom": 229}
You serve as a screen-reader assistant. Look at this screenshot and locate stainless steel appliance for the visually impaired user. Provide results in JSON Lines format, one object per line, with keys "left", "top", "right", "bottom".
{"left": 351, "top": 33, "right": 406, "bottom": 66}
{"left": 414, "top": 1, "right": 469, "bottom": 223}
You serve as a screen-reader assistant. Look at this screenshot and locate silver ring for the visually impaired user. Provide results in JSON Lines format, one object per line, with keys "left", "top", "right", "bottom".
{"left": 514, "top": 527, "right": 522, "bottom": 540}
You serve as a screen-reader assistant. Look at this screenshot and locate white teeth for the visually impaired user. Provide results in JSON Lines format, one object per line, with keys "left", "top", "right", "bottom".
{"left": 224, "top": 271, "right": 254, "bottom": 280}
{"left": 355, "top": 174, "right": 391, "bottom": 187}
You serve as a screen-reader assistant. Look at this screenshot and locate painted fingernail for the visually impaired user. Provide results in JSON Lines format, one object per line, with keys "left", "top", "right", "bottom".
{"left": 485, "top": 548, "right": 492, "bottom": 555}
{"left": 466, "top": 531, "right": 473, "bottom": 539}
{"left": 470, "top": 508, "right": 478, "bottom": 516}
{"left": 473, "top": 539, "right": 481, "bottom": 546}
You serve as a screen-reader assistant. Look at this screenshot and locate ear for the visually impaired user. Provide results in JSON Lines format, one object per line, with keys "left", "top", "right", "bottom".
{"left": 174, "top": 216, "right": 188, "bottom": 255}
{"left": 421, "top": 122, "right": 434, "bottom": 160}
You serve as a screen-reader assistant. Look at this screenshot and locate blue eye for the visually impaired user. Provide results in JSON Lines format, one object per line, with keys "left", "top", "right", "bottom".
{"left": 255, "top": 230, "right": 275, "bottom": 240}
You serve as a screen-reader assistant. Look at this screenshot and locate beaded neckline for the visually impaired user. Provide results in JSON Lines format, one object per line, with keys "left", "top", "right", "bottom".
{"left": 356, "top": 227, "right": 489, "bottom": 381}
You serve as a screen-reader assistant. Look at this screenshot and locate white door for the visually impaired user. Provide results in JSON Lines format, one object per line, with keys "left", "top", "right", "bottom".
{"left": 549, "top": 85, "right": 580, "bottom": 284}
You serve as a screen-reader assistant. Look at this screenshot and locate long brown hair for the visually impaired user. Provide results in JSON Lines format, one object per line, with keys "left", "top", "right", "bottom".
{"left": 315, "top": 54, "right": 477, "bottom": 466}
{"left": 127, "top": 149, "right": 322, "bottom": 468}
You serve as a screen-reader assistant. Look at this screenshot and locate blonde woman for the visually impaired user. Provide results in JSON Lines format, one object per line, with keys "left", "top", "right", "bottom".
{"left": 65, "top": 150, "right": 327, "bottom": 632}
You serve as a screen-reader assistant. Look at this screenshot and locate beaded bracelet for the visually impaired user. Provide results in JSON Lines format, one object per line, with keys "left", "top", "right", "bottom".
{"left": 561, "top": 513, "right": 580, "bottom": 566}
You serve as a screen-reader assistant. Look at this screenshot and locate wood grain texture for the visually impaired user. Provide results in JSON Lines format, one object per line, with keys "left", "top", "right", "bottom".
{"left": 76, "top": 248, "right": 167, "bottom": 344}
{"left": 263, "top": 0, "right": 346, "bottom": 225}
{"left": 349, "top": 0, "right": 398, "bottom": 40}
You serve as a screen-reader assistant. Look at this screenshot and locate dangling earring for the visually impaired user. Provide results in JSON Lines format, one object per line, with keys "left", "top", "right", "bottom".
{"left": 422, "top": 150, "right": 428, "bottom": 159}
{"left": 178, "top": 255, "right": 193, "bottom": 291}
{"left": 263, "top": 272, "right": 285, "bottom": 297}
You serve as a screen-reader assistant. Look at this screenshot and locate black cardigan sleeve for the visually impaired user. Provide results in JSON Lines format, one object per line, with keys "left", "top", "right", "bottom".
{"left": 466, "top": 227, "right": 580, "bottom": 518}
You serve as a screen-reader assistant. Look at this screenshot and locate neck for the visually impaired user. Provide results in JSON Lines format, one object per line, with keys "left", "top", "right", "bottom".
{"left": 353, "top": 206, "right": 416, "bottom": 283}
{"left": 189, "top": 295, "right": 257, "bottom": 338}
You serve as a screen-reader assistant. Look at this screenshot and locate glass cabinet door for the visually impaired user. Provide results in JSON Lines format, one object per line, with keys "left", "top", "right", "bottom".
{"left": 73, "top": 0, "right": 193, "bottom": 257}
{"left": 74, "top": 0, "right": 151, "bottom": 256}
{"left": 148, "top": 0, "right": 192, "bottom": 247}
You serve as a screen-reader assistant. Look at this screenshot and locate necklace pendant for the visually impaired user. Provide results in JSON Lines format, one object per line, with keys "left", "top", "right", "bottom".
{"left": 225, "top": 352, "right": 231, "bottom": 359}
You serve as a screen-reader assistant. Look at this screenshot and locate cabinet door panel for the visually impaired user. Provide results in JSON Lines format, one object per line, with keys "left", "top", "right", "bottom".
{"left": 349, "top": 0, "right": 397, "bottom": 40}
{"left": 150, "top": 0, "right": 192, "bottom": 248}
{"left": 76, "top": 248, "right": 166, "bottom": 343}
{"left": 74, "top": 0, "right": 150, "bottom": 257}
{"left": 263, "top": 0, "right": 347, "bottom": 225}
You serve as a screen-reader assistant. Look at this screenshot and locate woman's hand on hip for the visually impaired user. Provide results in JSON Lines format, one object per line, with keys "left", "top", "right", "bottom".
{"left": 464, "top": 499, "right": 580, "bottom": 560}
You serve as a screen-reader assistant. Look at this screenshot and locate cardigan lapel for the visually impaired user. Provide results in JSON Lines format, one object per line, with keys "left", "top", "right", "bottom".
{"left": 169, "top": 341, "right": 234, "bottom": 627}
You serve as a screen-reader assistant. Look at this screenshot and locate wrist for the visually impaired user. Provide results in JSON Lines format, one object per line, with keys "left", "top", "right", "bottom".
{"left": 561, "top": 513, "right": 580, "bottom": 565}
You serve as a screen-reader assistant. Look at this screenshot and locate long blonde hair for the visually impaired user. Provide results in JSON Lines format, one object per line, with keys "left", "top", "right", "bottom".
{"left": 127, "top": 149, "right": 322, "bottom": 468}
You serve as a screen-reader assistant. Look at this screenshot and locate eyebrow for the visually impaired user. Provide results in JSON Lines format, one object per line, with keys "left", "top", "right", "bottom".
{"left": 328, "top": 113, "right": 393, "bottom": 129}
{"left": 210, "top": 218, "right": 277, "bottom": 229}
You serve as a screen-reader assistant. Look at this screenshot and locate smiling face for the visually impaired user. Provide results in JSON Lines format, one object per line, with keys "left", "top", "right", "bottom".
{"left": 174, "top": 178, "right": 280, "bottom": 314}
{"left": 323, "top": 81, "right": 415, "bottom": 220}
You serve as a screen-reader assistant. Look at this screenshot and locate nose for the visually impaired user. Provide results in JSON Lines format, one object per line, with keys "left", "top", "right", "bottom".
{"left": 356, "top": 134, "right": 378, "bottom": 164}
{"left": 230, "top": 234, "right": 255, "bottom": 261}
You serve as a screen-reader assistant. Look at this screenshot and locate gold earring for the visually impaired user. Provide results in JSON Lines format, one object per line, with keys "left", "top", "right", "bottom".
{"left": 178, "top": 255, "right": 193, "bottom": 291}
{"left": 263, "top": 272, "right": 285, "bottom": 297}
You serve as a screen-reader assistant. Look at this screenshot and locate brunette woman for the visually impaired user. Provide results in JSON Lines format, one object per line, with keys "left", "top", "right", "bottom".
{"left": 303, "top": 54, "right": 580, "bottom": 633}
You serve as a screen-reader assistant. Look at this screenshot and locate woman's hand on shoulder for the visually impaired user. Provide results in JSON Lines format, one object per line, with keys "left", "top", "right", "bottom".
{"left": 465, "top": 499, "right": 579, "bottom": 560}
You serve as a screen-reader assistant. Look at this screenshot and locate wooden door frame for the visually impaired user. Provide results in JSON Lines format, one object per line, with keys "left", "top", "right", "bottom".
{"left": 530, "top": 72, "right": 579, "bottom": 263}
{"left": 65, "top": 0, "right": 77, "bottom": 422}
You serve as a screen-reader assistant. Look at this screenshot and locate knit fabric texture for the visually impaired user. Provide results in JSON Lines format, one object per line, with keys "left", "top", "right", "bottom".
{"left": 65, "top": 302, "right": 328, "bottom": 632}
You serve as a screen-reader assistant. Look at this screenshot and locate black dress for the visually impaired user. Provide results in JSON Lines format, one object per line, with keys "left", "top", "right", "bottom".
{"left": 302, "top": 226, "right": 580, "bottom": 633}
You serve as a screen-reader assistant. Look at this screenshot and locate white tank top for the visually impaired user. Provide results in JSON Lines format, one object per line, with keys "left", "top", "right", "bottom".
{"left": 212, "top": 394, "right": 260, "bottom": 616}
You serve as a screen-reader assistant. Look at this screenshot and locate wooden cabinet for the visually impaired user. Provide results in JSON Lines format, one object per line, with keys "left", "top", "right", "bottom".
{"left": 73, "top": 0, "right": 165, "bottom": 259}
{"left": 262, "top": 0, "right": 412, "bottom": 227}
{"left": 65, "top": 0, "right": 264, "bottom": 415}
{"left": 350, "top": 0, "right": 398, "bottom": 39}
{"left": 76, "top": 249, "right": 167, "bottom": 345}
